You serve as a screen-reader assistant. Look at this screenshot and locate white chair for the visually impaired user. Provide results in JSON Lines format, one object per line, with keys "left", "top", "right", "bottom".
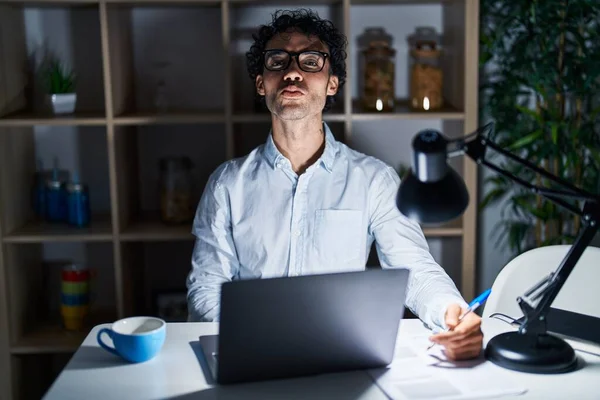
{"left": 483, "top": 244, "right": 600, "bottom": 321}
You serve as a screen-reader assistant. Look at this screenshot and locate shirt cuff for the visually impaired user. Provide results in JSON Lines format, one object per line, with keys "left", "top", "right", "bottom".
{"left": 435, "top": 297, "right": 470, "bottom": 332}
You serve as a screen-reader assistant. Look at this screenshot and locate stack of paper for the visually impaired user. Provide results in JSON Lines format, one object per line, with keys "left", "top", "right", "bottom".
{"left": 368, "top": 334, "right": 528, "bottom": 400}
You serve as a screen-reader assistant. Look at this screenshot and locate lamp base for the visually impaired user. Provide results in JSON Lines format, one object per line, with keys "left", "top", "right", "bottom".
{"left": 485, "top": 331, "right": 578, "bottom": 374}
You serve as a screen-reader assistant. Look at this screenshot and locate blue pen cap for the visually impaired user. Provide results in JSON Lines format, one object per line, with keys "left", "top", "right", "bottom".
{"left": 470, "top": 288, "right": 492, "bottom": 308}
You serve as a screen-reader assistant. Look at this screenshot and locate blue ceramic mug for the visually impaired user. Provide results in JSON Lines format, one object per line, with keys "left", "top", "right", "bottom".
{"left": 97, "top": 316, "right": 166, "bottom": 363}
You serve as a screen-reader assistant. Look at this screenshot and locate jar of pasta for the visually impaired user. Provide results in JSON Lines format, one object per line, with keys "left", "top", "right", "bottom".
{"left": 361, "top": 28, "right": 395, "bottom": 112}
{"left": 408, "top": 27, "right": 443, "bottom": 111}
{"left": 159, "top": 156, "right": 194, "bottom": 224}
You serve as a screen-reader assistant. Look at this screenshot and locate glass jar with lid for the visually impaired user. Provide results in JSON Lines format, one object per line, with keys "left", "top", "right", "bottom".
{"left": 408, "top": 27, "right": 443, "bottom": 111}
{"left": 159, "top": 156, "right": 194, "bottom": 224}
{"left": 361, "top": 28, "right": 396, "bottom": 112}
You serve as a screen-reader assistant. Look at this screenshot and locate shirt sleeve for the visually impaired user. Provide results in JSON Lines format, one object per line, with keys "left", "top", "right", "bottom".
{"left": 369, "top": 166, "right": 468, "bottom": 331}
{"left": 186, "top": 164, "right": 240, "bottom": 322}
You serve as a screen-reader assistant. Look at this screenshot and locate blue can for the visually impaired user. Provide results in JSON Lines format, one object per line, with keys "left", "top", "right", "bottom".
{"left": 46, "top": 179, "right": 68, "bottom": 222}
{"left": 67, "top": 182, "right": 90, "bottom": 227}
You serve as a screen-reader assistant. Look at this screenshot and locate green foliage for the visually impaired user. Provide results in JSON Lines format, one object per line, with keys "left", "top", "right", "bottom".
{"left": 40, "top": 54, "right": 76, "bottom": 94}
{"left": 480, "top": 0, "right": 600, "bottom": 255}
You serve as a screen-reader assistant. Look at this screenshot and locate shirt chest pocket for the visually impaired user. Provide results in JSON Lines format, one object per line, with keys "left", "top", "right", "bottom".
{"left": 313, "top": 209, "right": 363, "bottom": 267}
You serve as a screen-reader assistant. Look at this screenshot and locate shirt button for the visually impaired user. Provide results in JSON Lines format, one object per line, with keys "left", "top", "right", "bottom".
{"left": 295, "top": 230, "right": 301, "bottom": 237}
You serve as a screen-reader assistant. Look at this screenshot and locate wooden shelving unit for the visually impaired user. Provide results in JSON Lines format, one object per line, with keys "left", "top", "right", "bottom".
{"left": 0, "top": 0, "right": 480, "bottom": 398}
{"left": 3, "top": 216, "right": 113, "bottom": 244}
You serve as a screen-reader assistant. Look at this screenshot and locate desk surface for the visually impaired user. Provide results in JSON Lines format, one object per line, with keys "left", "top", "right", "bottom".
{"left": 43, "top": 319, "right": 600, "bottom": 400}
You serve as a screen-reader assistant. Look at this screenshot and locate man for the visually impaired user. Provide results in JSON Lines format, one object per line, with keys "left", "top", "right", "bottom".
{"left": 187, "top": 9, "right": 483, "bottom": 360}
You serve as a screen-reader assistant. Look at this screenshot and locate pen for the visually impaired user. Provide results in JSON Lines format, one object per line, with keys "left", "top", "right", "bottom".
{"left": 427, "top": 288, "right": 492, "bottom": 350}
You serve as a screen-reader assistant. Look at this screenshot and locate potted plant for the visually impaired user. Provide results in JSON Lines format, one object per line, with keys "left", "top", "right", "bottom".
{"left": 479, "top": 0, "right": 600, "bottom": 255}
{"left": 40, "top": 54, "right": 77, "bottom": 114}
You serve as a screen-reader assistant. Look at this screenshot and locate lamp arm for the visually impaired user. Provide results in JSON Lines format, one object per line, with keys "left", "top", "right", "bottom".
{"left": 448, "top": 133, "right": 599, "bottom": 204}
{"left": 449, "top": 126, "right": 600, "bottom": 337}
{"left": 516, "top": 215, "right": 599, "bottom": 335}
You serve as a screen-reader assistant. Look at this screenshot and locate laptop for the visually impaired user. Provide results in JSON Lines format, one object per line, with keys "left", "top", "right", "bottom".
{"left": 199, "top": 268, "right": 409, "bottom": 384}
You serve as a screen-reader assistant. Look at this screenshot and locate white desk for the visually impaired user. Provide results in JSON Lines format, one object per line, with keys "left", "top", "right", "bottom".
{"left": 43, "top": 319, "right": 600, "bottom": 400}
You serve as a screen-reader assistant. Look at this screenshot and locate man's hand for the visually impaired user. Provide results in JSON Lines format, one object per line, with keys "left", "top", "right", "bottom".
{"left": 429, "top": 303, "right": 483, "bottom": 361}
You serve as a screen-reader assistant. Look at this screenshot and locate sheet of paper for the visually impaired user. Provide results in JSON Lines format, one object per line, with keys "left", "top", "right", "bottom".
{"left": 368, "top": 333, "right": 528, "bottom": 400}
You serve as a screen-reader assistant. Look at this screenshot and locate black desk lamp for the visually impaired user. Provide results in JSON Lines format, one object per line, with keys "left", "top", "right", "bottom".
{"left": 397, "top": 122, "right": 600, "bottom": 374}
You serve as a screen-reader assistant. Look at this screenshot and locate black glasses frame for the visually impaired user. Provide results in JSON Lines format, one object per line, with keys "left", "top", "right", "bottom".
{"left": 262, "top": 49, "right": 330, "bottom": 73}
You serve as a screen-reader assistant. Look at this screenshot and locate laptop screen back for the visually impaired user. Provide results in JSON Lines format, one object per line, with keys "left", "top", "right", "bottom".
{"left": 216, "top": 268, "right": 409, "bottom": 384}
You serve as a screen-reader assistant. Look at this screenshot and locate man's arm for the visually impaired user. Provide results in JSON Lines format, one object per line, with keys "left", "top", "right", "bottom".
{"left": 186, "top": 166, "right": 240, "bottom": 322}
{"left": 369, "top": 166, "right": 468, "bottom": 331}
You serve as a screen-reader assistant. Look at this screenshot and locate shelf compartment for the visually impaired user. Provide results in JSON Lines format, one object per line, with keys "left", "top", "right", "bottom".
{"left": 0, "top": 126, "right": 112, "bottom": 243}
{"left": 5, "top": 243, "right": 117, "bottom": 356}
{"left": 105, "top": 3, "right": 226, "bottom": 118}
{"left": 0, "top": 3, "right": 106, "bottom": 121}
{"left": 121, "top": 241, "right": 192, "bottom": 318}
{"left": 113, "top": 124, "right": 226, "bottom": 241}
{"left": 349, "top": 3, "right": 469, "bottom": 118}
{"left": 3, "top": 216, "right": 113, "bottom": 244}
{"left": 351, "top": 99, "right": 464, "bottom": 120}
{"left": 120, "top": 213, "right": 193, "bottom": 241}
{"left": 10, "top": 309, "right": 117, "bottom": 355}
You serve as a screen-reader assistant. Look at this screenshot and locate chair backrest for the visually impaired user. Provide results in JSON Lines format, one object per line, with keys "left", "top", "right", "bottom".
{"left": 482, "top": 245, "right": 600, "bottom": 320}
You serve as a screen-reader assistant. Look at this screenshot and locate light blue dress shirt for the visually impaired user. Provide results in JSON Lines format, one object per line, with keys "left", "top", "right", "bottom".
{"left": 186, "top": 122, "right": 468, "bottom": 330}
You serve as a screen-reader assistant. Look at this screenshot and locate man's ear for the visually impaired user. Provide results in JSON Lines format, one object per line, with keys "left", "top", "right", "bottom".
{"left": 327, "top": 75, "right": 339, "bottom": 96}
{"left": 256, "top": 75, "right": 265, "bottom": 96}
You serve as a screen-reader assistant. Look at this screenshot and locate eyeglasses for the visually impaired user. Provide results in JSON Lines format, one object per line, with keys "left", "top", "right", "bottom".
{"left": 263, "top": 49, "right": 329, "bottom": 73}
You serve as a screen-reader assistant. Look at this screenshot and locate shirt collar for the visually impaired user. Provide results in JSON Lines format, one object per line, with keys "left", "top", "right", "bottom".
{"left": 263, "top": 121, "right": 339, "bottom": 173}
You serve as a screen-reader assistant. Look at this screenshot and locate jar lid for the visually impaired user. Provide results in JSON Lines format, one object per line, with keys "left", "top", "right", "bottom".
{"left": 408, "top": 27, "right": 441, "bottom": 50}
{"left": 359, "top": 27, "right": 393, "bottom": 50}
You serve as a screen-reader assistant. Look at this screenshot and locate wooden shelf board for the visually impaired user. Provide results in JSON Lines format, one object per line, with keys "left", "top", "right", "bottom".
{"left": 352, "top": 99, "right": 464, "bottom": 121}
{"left": 5, "top": 1, "right": 99, "bottom": 5}
{"left": 120, "top": 218, "right": 194, "bottom": 241}
{"left": 0, "top": 111, "right": 107, "bottom": 127}
{"left": 422, "top": 218, "right": 463, "bottom": 237}
{"left": 113, "top": 111, "right": 226, "bottom": 125}
{"left": 104, "top": 0, "right": 221, "bottom": 5}
{"left": 3, "top": 217, "right": 113, "bottom": 243}
{"left": 231, "top": 0, "right": 341, "bottom": 5}
{"left": 11, "top": 311, "right": 117, "bottom": 355}
{"left": 351, "top": 0, "right": 451, "bottom": 5}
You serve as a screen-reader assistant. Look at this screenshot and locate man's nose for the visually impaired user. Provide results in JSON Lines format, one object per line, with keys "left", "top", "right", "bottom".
{"left": 283, "top": 57, "right": 303, "bottom": 81}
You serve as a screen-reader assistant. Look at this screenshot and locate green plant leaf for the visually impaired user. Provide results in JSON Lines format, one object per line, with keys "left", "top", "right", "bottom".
{"left": 509, "top": 129, "right": 543, "bottom": 150}
{"left": 480, "top": 187, "right": 508, "bottom": 210}
{"left": 551, "top": 124, "right": 559, "bottom": 145}
{"left": 39, "top": 54, "right": 76, "bottom": 94}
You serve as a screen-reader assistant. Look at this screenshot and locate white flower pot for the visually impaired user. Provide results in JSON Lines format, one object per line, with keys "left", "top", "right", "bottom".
{"left": 49, "top": 93, "right": 77, "bottom": 114}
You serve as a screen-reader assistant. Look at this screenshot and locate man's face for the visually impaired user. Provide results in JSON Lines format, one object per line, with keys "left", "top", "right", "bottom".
{"left": 256, "top": 30, "right": 339, "bottom": 121}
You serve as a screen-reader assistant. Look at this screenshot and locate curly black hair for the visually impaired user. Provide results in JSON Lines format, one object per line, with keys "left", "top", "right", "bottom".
{"left": 246, "top": 9, "right": 347, "bottom": 112}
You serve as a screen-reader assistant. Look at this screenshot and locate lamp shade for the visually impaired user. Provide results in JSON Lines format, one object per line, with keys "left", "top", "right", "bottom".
{"left": 396, "top": 168, "right": 469, "bottom": 224}
{"left": 396, "top": 129, "right": 469, "bottom": 224}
